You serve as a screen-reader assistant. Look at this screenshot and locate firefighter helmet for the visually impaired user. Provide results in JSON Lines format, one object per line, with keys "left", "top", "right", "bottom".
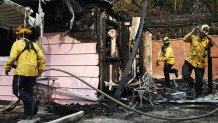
{"left": 200, "top": 24, "right": 209, "bottom": 34}
{"left": 15, "top": 26, "right": 23, "bottom": 35}
{"left": 163, "top": 37, "right": 171, "bottom": 43}
{"left": 16, "top": 27, "right": 32, "bottom": 35}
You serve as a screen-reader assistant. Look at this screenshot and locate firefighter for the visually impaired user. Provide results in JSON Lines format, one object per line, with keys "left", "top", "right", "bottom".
{"left": 157, "top": 37, "right": 178, "bottom": 88}
{"left": 4, "top": 27, "right": 46, "bottom": 119}
{"left": 182, "top": 24, "right": 214, "bottom": 98}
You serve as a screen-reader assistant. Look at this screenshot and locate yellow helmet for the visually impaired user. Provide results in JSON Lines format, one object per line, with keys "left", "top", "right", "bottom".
{"left": 15, "top": 26, "right": 23, "bottom": 35}
{"left": 200, "top": 24, "right": 209, "bottom": 34}
{"left": 163, "top": 37, "right": 171, "bottom": 43}
{"left": 16, "top": 27, "right": 32, "bottom": 35}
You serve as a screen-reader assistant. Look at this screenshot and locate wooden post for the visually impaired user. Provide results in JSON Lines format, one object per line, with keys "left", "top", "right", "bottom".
{"left": 98, "top": 11, "right": 107, "bottom": 92}
{"left": 143, "top": 31, "right": 152, "bottom": 74}
{"left": 108, "top": 29, "right": 118, "bottom": 57}
{"left": 108, "top": 29, "right": 118, "bottom": 90}
{"left": 114, "top": 0, "right": 148, "bottom": 100}
{"left": 129, "top": 17, "right": 141, "bottom": 48}
{"left": 208, "top": 47, "right": 213, "bottom": 93}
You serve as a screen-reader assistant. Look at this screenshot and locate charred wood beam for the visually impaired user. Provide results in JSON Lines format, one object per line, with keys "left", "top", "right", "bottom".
{"left": 119, "top": 22, "right": 130, "bottom": 71}
{"left": 106, "top": 19, "right": 120, "bottom": 28}
{"left": 102, "top": 0, "right": 116, "bottom": 5}
{"left": 208, "top": 48, "right": 213, "bottom": 93}
{"left": 63, "top": 0, "right": 75, "bottom": 35}
{"left": 98, "top": 13, "right": 107, "bottom": 95}
{"left": 105, "top": 56, "right": 120, "bottom": 62}
{"left": 106, "top": 10, "right": 131, "bottom": 22}
{"left": 114, "top": 0, "right": 148, "bottom": 100}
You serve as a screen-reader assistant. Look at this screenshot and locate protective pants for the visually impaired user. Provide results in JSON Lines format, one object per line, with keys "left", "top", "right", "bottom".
{"left": 12, "top": 75, "right": 36, "bottom": 116}
{"left": 182, "top": 61, "right": 205, "bottom": 97}
{"left": 164, "top": 63, "right": 178, "bottom": 87}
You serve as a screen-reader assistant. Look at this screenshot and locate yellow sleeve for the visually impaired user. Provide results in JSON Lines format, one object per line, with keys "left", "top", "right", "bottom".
{"left": 159, "top": 47, "right": 172, "bottom": 61}
{"left": 4, "top": 42, "right": 19, "bottom": 71}
{"left": 183, "top": 34, "right": 193, "bottom": 43}
{"left": 34, "top": 43, "right": 46, "bottom": 74}
{"left": 159, "top": 55, "right": 169, "bottom": 61}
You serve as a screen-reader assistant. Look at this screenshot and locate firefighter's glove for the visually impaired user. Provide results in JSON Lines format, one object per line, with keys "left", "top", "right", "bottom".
{"left": 12, "top": 64, "right": 17, "bottom": 68}
{"left": 5, "top": 70, "right": 10, "bottom": 75}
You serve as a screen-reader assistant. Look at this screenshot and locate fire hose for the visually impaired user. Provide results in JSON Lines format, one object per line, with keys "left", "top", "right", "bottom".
{"left": 42, "top": 68, "right": 218, "bottom": 121}
{"left": 0, "top": 99, "right": 20, "bottom": 112}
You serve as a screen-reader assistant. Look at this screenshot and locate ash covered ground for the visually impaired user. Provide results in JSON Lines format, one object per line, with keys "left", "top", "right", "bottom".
{"left": 1, "top": 100, "right": 218, "bottom": 123}
{"left": 1, "top": 79, "right": 218, "bottom": 123}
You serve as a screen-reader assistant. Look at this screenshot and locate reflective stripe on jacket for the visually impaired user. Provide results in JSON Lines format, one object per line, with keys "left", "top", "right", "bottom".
{"left": 183, "top": 34, "right": 209, "bottom": 69}
{"left": 5, "top": 39, "right": 46, "bottom": 76}
{"left": 159, "top": 45, "right": 175, "bottom": 65}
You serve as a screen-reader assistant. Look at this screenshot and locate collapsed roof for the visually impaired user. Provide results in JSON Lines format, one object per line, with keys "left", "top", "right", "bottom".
{"left": 0, "top": 0, "right": 34, "bottom": 30}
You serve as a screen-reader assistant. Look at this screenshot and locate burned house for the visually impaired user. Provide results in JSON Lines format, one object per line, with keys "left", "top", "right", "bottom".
{"left": 0, "top": 0, "right": 134, "bottom": 104}
{"left": 1, "top": 0, "right": 218, "bottom": 122}
{"left": 0, "top": 0, "right": 218, "bottom": 109}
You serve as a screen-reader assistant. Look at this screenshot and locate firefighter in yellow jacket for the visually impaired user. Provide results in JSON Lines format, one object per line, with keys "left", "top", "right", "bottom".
{"left": 157, "top": 37, "right": 178, "bottom": 88}
{"left": 182, "top": 24, "right": 214, "bottom": 98}
{"left": 4, "top": 27, "right": 46, "bottom": 119}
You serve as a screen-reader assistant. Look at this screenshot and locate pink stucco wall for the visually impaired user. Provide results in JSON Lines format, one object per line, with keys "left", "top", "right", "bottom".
{"left": 0, "top": 33, "right": 99, "bottom": 105}
{"left": 152, "top": 36, "right": 218, "bottom": 80}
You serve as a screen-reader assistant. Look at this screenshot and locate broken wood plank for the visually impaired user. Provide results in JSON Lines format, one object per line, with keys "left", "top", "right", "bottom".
{"left": 46, "top": 111, "right": 84, "bottom": 123}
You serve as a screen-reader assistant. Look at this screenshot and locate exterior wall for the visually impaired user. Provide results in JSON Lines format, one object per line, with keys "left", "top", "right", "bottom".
{"left": 0, "top": 59, "right": 17, "bottom": 101}
{"left": 0, "top": 33, "right": 99, "bottom": 105}
{"left": 152, "top": 36, "right": 218, "bottom": 80}
{"left": 40, "top": 33, "right": 99, "bottom": 105}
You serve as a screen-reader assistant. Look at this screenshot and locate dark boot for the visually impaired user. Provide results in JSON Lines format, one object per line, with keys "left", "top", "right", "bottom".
{"left": 31, "top": 98, "right": 39, "bottom": 116}
{"left": 21, "top": 114, "right": 32, "bottom": 120}
{"left": 195, "top": 89, "right": 202, "bottom": 98}
{"left": 165, "top": 82, "right": 172, "bottom": 88}
{"left": 186, "top": 85, "right": 195, "bottom": 99}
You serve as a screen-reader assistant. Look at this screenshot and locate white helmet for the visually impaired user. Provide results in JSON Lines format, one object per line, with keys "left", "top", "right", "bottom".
{"left": 163, "top": 37, "right": 171, "bottom": 43}
{"left": 200, "top": 24, "right": 209, "bottom": 34}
